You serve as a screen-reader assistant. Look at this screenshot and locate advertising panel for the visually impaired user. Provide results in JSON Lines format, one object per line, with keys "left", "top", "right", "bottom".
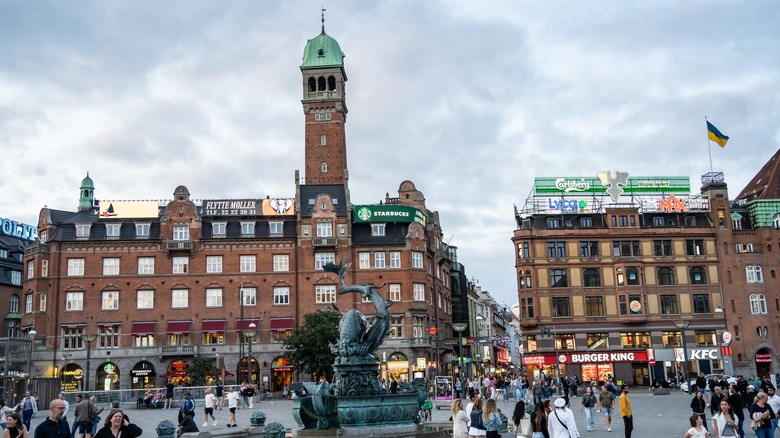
{"left": 262, "top": 198, "right": 295, "bottom": 216}
{"left": 0, "top": 217, "right": 37, "bottom": 241}
{"left": 434, "top": 376, "right": 454, "bottom": 402}
{"left": 98, "top": 201, "right": 159, "bottom": 219}
{"left": 533, "top": 175, "right": 691, "bottom": 196}
{"left": 353, "top": 205, "right": 426, "bottom": 226}
{"left": 202, "top": 198, "right": 295, "bottom": 216}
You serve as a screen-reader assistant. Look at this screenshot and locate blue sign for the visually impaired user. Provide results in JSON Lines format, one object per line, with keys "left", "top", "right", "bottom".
{"left": 547, "top": 198, "right": 588, "bottom": 212}
{"left": 0, "top": 217, "right": 37, "bottom": 242}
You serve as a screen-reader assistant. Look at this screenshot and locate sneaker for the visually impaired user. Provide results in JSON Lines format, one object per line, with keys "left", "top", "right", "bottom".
{"left": 202, "top": 422, "right": 208, "bottom": 427}
{"left": 212, "top": 421, "right": 218, "bottom": 426}
{"left": 608, "top": 428, "right": 611, "bottom": 432}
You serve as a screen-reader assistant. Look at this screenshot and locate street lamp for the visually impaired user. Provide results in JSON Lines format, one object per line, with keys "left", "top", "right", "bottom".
{"left": 80, "top": 333, "right": 98, "bottom": 392}
{"left": 244, "top": 322, "right": 257, "bottom": 385}
{"left": 453, "top": 322, "right": 468, "bottom": 398}
{"left": 673, "top": 320, "right": 691, "bottom": 394}
{"left": 541, "top": 326, "right": 560, "bottom": 395}
{"left": 27, "top": 329, "right": 37, "bottom": 382}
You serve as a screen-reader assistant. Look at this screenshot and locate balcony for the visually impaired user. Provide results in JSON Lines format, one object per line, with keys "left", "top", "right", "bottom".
{"left": 24, "top": 242, "right": 47, "bottom": 257}
{"left": 312, "top": 237, "right": 337, "bottom": 248}
{"left": 519, "top": 317, "right": 539, "bottom": 328}
{"left": 160, "top": 345, "right": 197, "bottom": 356}
{"left": 166, "top": 240, "right": 194, "bottom": 257}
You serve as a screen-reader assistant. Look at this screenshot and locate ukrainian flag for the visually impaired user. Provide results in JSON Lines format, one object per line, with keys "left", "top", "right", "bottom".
{"left": 707, "top": 121, "right": 729, "bottom": 148}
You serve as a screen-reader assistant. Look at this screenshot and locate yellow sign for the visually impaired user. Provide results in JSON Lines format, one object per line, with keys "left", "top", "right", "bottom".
{"left": 98, "top": 201, "right": 159, "bottom": 219}
{"left": 261, "top": 198, "right": 295, "bottom": 216}
{"left": 416, "top": 358, "right": 427, "bottom": 369}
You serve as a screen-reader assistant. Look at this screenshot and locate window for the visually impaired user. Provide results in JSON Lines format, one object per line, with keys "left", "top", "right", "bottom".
{"left": 102, "top": 291, "right": 119, "bottom": 310}
{"left": 389, "top": 316, "right": 404, "bottom": 338}
{"left": 10, "top": 271, "right": 21, "bottom": 285}
{"left": 695, "top": 330, "right": 717, "bottom": 346}
{"left": 692, "top": 294, "right": 710, "bottom": 314}
{"left": 106, "top": 224, "right": 121, "bottom": 238}
{"left": 611, "top": 216, "right": 617, "bottom": 227}
{"left": 172, "top": 225, "right": 189, "bottom": 241}
{"left": 67, "top": 258, "right": 85, "bottom": 276}
{"left": 203, "top": 327, "right": 223, "bottom": 345}
{"left": 206, "top": 288, "right": 223, "bottom": 307}
{"left": 137, "top": 290, "right": 154, "bottom": 309}
{"left": 321, "top": 162, "right": 328, "bottom": 172}
{"left": 520, "top": 297, "right": 534, "bottom": 318}
{"left": 39, "top": 231, "right": 47, "bottom": 243}
{"left": 301, "top": 225, "right": 310, "bottom": 236}
{"left": 585, "top": 296, "right": 604, "bottom": 316}
{"left": 580, "top": 217, "right": 592, "bottom": 227}
{"left": 241, "top": 287, "right": 256, "bottom": 306}
{"left": 315, "top": 285, "right": 337, "bottom": 303}
{"left": 206, "top": 256, "right": 222, "bottom": 273}
{"left": 413, "top": 283, "right": 425, "bottom": 301}
{"left": 547, "top": 218, "right": 560, "bottom": 228}
{"left": 359, "top": 252, "right": 370, "bottom": 269}
{"left": 750, "top": 293, "right": 768, "bottom": 314}
{"left": 135, "top": 223, "right": 150, "bottom": 238}
{"left": 66, "top": 292, "right": 84, "bottom": 311}
{"left": 580, "top": 241, "right": 599, "bottom": 257}
{"left": 315, "top": 253, "right": 335, "bottom": 270}
{"left": 527, "top": 335, "right": 537, "bottom": 352}
{"left": 773, "top": 213, "right": 780, "bottom": 229}
{"left": 316, "top": 222, "right": 332, "bottom": 237}
{"left": 662, "top": 331, "right": 681, "bottom": 347}
{"left": 274, "top": 287, "right": 290, "bottom": 305}
{"left": 619, "top": 294, "right": 643, "bottom": 315}
{"left": 412, "top": 316, "right": 425, "bottom": 338}
{"left": 626, "top": 267, "right": 640, "bottom": 285}
{"left": 619, "top": 216, "right": 628, "bottom": 227}
{"left": 38, "top": 294, "right": 47, "bottom": 312}
{"left": 371, "top": 224, "right": 386, "bottom": 236}
{"left": 25, "top": 294, "right": 32, "bottom": 313}
{"left": 62, "top": 326, "right": 85, "bottom": 350}
{"left": 518, "top": 242, "right": 530, "bottom": 259}
{"left": 620, "top": 332, "right": 650, "bottom": 348}
{"left": 9, "top": 295, "right": 19, "bottom": 313}
{"left": 269, "top": 221, "right": 284, "bottom": 235}
{"left": 412, "top": 252, "right": 424, "bottom": 268}
{"left": 660, "top": 295, "right": 678, "bottom": 314}
{"left": 389, "top": 252, "right": 401, "bottom": 268}
{"left": 27, "top": 260, "right": 34, "bottom": 279}
{"left": 389, "top": 284, "right": 401, "bottom": 301}
{"left": 583, "top": 268, "right": 601, "bottom": 287}
{"left": 41, "top": 260, "right": 48, "bottom": 277}
{"left": 613, "top": 240, "right": 640, "bottom": 257}
{"left": 138, "top": 257, "right": 154, "bottom": 275}
{"left": 550, "top": 269, "right": 568, "bottom": 288}
{"left": 547, "top": 241, "right": 566, "bottom": 258}
{"left": 338, "top": 224, "right": 346, "bottom": 235}
{"left": 653, "top": 217, "right": 664, "bottom": 227}
{"left": 97, "top": 325, "right": 119, "bottom": 349}
{"left": 657, "top": 267, "right": 675, "bottom": 285}
{"left": 273, "top": 254, "right": 289, "bottom": 271}
{"left": 747, "top": 265, "right": 764, "bottom": 283}
{"left": 172, "top": 256, "right": 189, "bottom": 274}
{"left": 732, "top": 218, "right": 742, "bottom": 230}
{"left": 586, "top": 333, "right": 609, "bottom": 350}
{"left": 374, "top": 252, "right": 386, "bottom": 268}
{"left": 735, "top": 243, "right": 754, "bottom": 253}
{"left": 241, "top": 222, "right": 255, "bottom": 236}
{"left": 320, "top": 134, "right": 327, "bottom": 145}
{"left": 686, "top": 239, "right": 705, "bottom": 255}
{"left": 103, "top": 258, "right": 120, "bottom": 275}
{"left": 653, "top": 240, "right": 672, "bottom": 256}
{"left": 75, "top": 224, "right": 91, "bottom": 238}
{"left": 172, "top": 289, "right": 189, "bottom": 308}
{"left": 684, "top": 216, "right": 697, "bottom": 227}
{"left": 552, "top": 297, "right": 570, "bottom": 317}
{"left": 212, "top": 222, "right": 226, "bottom": 237}
{"left": 689, "top": 267, "right": 707, "bottom": 284}
{"left": 240, "top": 255, "right": 256, "bottom": 273}
{"left": 0, "top": 249, "right": 6, "bottom": 259}
{"left": 554, "top": 334, "right": 575, "bottom": 350}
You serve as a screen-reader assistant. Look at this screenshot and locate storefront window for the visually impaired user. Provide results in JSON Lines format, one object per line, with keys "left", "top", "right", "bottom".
{"left": 96, "top": 362, "right": 120, "bottom": 391}
{"left": 581, "top": 363, "right": 613, "bottom": 384}
{"left": 620, "top": 331, "right": 650, "bottom": 348}
{"left": 695, "top": 330, "right": 717, "bottom": 346}
{"left": 527, "top": 336, "right": 537, "bottom": 353}
{"left": 661, "top": 331, "right": 681, "bottom": 347}
{"left": 586, "top": 333, "right": 610, "bottom": 350}
{"left": 554, "top": 334, "right": 576, "bottom": 350}
{"left": 130, "top": 361, "right": 156, "bottom": 389}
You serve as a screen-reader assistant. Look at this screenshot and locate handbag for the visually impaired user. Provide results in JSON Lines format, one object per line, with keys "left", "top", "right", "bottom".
{"left": 515, "top": 418, "right": 532, "bottom": 438}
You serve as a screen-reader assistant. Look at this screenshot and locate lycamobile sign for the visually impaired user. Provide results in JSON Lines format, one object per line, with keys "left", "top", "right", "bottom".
{"left": 354, "top": 205, "right": 426, "bottom": 226}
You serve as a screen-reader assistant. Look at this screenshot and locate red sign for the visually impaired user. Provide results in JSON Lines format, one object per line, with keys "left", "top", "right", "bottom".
{"left": 523, "top": 355, "right": 552, "bottom": 366}
{"left": 721, "top": 346, "right": 732, "bottom": 357}
{"left": 756, "top": 353, "right": 772, "bottom": 363}
{"left": 428, "top": 327, "right": 439, "bottom": 335}
{"left": 649, "top": 360, "right": 656, "bottom": 366}
{"left": 522, "top": 351, "right": 649, "bottom": 367}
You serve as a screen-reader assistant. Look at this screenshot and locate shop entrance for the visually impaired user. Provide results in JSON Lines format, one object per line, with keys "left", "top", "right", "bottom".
{"left": 755, "top": 348, "right": 772, "bottom": 377}
{"left": 631, "top": 364, "right": 648, "bottom": 386}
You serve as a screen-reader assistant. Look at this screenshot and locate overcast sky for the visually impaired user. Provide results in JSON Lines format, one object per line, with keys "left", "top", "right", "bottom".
{"left": 2, "top": 1, "right": 779, "bottom": 306}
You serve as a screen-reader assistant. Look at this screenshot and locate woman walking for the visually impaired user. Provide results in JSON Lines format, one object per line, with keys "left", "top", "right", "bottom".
{"left": 580, "top": 386, "right": 596, "bottom": 432}
{"left": 512, "top": 400, "right": 532, "bottom": 438}
{"left": 451, "top": 399, "right": 469, "bottom": 438}
{"left": 749, "top": 392, "right": 775, "bottom": 438}
{"left": 691, "top": 390, "right": 708, "bottom": 431}
{"left": 712, "top": 399, "right": 738, "bottom": 438}
{"left": 482, "top": 399, "right": 502, "bottom": 438}
{"left": 468, "top": 399, "right": 486, "bottom": 438}
{"left": 529, "top": 403, "right": 549, "bottom": 438}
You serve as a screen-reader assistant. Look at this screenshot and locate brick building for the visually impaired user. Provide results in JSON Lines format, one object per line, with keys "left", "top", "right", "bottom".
{"left": 21, "top": 25, "right": 454, "bottom": 392}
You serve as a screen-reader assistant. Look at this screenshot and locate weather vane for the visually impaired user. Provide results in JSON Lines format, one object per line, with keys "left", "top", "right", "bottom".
{"left": 321, "top": 6, "right": 326, "bottom": 32}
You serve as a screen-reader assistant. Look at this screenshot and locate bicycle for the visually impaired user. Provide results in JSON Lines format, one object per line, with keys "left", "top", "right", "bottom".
{"left": 259, "top": 391, "right": 278, "bottom": 400}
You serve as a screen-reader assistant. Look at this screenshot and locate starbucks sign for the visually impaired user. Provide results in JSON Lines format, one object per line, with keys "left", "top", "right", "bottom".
{"left": 353, "top": 205, "right": 426, "bottom": 226}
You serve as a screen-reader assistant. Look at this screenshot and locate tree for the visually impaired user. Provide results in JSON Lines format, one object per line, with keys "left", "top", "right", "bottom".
{"left": 187, "top": 356, "right": 218, "bottom": 386}
{"left": 283, "top": 309, "right": 339, "bottom": 380}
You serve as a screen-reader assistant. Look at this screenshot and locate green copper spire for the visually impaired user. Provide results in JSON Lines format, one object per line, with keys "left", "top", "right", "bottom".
{"left": 300, "top": 13, "right": 345, "bottom": 70}
{"left": 79, "top": 172, "right": 95, "bottom": 210}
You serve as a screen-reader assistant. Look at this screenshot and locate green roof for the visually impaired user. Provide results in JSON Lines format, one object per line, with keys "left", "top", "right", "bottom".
{"left": 80, "top": 173, "right": 94, "bottom": 189}
{"left": 301, "top": 32, "right": 344, "bottom": 69}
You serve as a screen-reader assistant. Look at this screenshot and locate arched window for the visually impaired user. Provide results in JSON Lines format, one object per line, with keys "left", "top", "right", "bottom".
{"left": 320, "top": 135, "right": 326, "bottom": 146}
{"left": 657, "top": 267, "right": 675, "bottom": 285}
{"left": 746, "top": 265, "right": 764, "bottom": 283}
{"left": 626, "top": 267, "right": 640, "bottom": 285}
{"left": 583, "top": 268, "right": 601, "bottom": 287}
{"left": 308, "top": 77, "right": 316, "bottom": 92}
{"left": 550, "top": 269, "right": 568, "bottom": 288}
{"left": 320, "top": 162, "right": 327, "bottom": 173}
{"left": 328, "top": 75, "right": 336, "bottom": 91}
{"left": 750, "top": 293, "right": 767, "bottom": 314}
{"left": 317, "top": 76, "right": 326, "bottom": 91}
{"left": 689, "top": 266, "right": 707, "bottom": 284}
{"left": 9, "top": 294, "right": 19, "bottom": 313}
{"left": 773, "top": 213, "right": 780, "bottom": 229}
{"left": 317, "top": 49, "right": 324, "bottom": 57}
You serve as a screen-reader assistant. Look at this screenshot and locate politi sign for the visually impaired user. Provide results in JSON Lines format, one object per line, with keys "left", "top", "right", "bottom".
{"left": 0, "top": 217, "right": 37, "bottom": 242}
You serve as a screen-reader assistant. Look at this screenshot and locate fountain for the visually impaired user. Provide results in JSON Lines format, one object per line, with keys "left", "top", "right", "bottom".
{"left": 292, "top": 260, "right": 444, "bottom": 437}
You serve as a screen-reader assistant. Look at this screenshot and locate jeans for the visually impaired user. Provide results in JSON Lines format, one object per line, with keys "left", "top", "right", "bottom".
{"left": 584, "top": 406, "right": 595, "bottom": 430}
{"left": 22, "top": 410, "right": 33, "bottom": 432}
{"left": 736, "top": 417, "right": 744, "bottom": 438}
{"left": 754, "top": 428, "right": 772, "bottom": 438}
{"left": 534, "top": 394, "right": 542, "bottom": 404}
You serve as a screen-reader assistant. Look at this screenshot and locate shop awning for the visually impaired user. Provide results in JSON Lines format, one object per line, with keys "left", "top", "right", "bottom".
{"left": 270, "top": 318, "right": 294, "bottom": 331}
{"left": 167, "top": 321, "right": 192, "bottom": 334}
{"left": 201, "top": 320, "right": 226, "bottom": 332}
{"left": 236, "top": 319, "right": 260, "bottom": 331}
{"left": 131, "top": 322, "right": 156, "bottom": 336}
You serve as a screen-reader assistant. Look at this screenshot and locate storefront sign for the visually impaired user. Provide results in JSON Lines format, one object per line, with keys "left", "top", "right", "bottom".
{"left": 0, "top": 217, "right": 37, "bottom": 241}
{"left": 354, "top": 205, "right": 426, "bottom": 226}
{"left": 524, "top": 351, "right": 649, "bottom": 366}
{"left": 722, "top": 331, "right": 732, "bottom": 346}
{"left": 756, "top": 353, "right": 772, "bottom": 363}
{"left": 689, "top": 348, "right": 719, "bottom": 360}
{"left": 522, "top": 355, "right": 550, "bottom": 366}
{"left": 547, "top": 198, "right": 588, "bottom": 213}
{"left": 130, "top": 368, "right": 154, "bottom": 377}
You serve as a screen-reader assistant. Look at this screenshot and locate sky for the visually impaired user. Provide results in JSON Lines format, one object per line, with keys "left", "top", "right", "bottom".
{"left": 1, "top": 1, "right": 779, "bottom": 306}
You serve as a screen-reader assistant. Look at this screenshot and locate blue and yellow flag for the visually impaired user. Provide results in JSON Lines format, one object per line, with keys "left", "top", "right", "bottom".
{"left": 707, "top": 121, "right": 729, "bottom": 148}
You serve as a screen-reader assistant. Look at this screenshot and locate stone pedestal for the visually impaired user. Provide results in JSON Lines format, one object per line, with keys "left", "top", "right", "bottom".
{"left": 333, "top": 356, "right": 380, "bottom": 397}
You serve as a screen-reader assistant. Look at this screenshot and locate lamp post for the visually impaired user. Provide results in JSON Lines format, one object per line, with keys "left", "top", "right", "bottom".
{"left": 27, "top": 329, "right": 37, "bottom": 384}
{"left": 245, "top": 322, "right": 257, "bottom": 385}
{"left": 475, "top": 315, "right": 484, "bottom": 376}
{"left": 453, "top": 322, "right": 468, "bottom": 398}
{"left": 80, "top": 333, "right": 98, "bottom": 392}
{"left": 541, "top": 326, "right": 560, "bottom": 395}
{"left": 674, "top": 320, "right": 691, "bottom": 394}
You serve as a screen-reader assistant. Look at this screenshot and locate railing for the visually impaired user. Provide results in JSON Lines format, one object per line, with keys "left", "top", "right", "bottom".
{"left": 159, "top": 345, "right": 198, "bottom": 355}
{"left": 166, "top": 240, "right": 194, "bottom": 250}
{"left": 312, "top": 237, "right": 337, "bottom": 247}
{"left": 24, "top": 242, "right": 46, "bottom": 257}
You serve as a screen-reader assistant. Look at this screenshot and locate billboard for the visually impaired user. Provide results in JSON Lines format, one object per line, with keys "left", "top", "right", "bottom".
{"left": 353, "top": 205, "right": 426, "bottom": 226}
{"left": 202, "top": 198, "right": 295, "bottom": 217}
{"left": 98, "top": 201, "right": 159, "bottom": 219}
{"left": 533, "top": 175, "right": 691, "bottom": 196}
{"left": 0, "top": 217, "right": 37, "bottom": 241}
{"left": 262, "top": 198, "right": 295, "bottom": 216}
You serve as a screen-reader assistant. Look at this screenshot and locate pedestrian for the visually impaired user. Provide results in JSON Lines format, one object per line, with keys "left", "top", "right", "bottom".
{"left": 684, "top": 413, "right": 708, "bottom": 438}
{"left": 765, "top": 386, "right": 780, "bottom": 431}
{"left": 93, "top": 409, "right": 142, "bottom": 438}
{"left": 512, "top": 400, "right": 532, "bottom": 438}
{"left": 17, "top": 392, "right": 36, "bottom": 433}
{"left": 74, "top": 393, "right": 96, "bottom": 438}
{"left": 619, "top": 385, "right": 632, "bottom": 438}
{"left": 165, "top": 381, "right": 175, "bottom": 409}
{"left": 176, "top": 410, "right": 199, "bottom": 438}
{"left": 178, "top": 393, "right": 195, "bottom": 425}
{"left": 712, "top": 398, "right": 738, "bottom": 438}
{"left": 580, "top": 385, "right": 596, "bottom": 432}
{"left": 691, "top": 390, "right": 708, "bottom": 431}
{"left": 245, "top": 384, "right": 255, "bottom": 409}
{"left": 3, "top": 413, "right": 27, "bottom": 438}
{"left": 547, "top": 398, "right": 578, "bottom": 438}
{"left": 56, "top": 393, "right": 69, "bottom": 426}
{"left": 214, "top": 383, "right": 224, "bottom": 410}
{"left": 226, "top": 386, "right": 241, "bottom": 428}
{"left": 532, "top": 379, "right": 543, "bottom": 405}
{"left": 203, "top": 387, "right": 217, "bottom": 427}
{"left": 597, "top": 384, "right": 615, "bottom": 432}
{"left": 0, "top": 399, "right": 17, "bottom": 431}
{"left": 468, "top": 398, "right": 485, "bottom": 438}
{"left": 482, "top": 399, "right": 503, "bottom": 438}
{"left": 451, "top": 399, "right": 469, "bottom": 438}
{"left": 69, "top": 394, "right": 83, "bottom": 437}
{"left": 749, "top": 392, "right": 775, "bottom": 438}
{"left": 88, "top": 396, "right": 104, "bottom": 437}
{"left": 711, "top": 386, "right": 725, "bottom": 416}
{"left": 530, "top": 402, "right": 548, "bottom": 438}
{"left": 33, "top": 399, "right": 68, "bottom": 438}
{"left": 725, "top": 384, "right": 745, "bottom": 438}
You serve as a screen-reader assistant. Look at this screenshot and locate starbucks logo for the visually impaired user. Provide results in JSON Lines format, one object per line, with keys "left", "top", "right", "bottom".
{"left": 357, "top": 207, "right": 372, "bottom": 221}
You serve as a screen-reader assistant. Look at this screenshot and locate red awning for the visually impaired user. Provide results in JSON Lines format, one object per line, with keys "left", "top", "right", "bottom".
{"left": 270, "top": 318, "right": 294, "bottom": 331}
{"left": 236, "top": 319, "right": 260, "bottom": 331}
{"left": 131, "top": 322, "right": 156, "bottom": 336}
{"left": 167, "top": 321, "right": 192, "bottom": 334}
{"left": 201, "top": 320, "right": 226, "bottom": 332}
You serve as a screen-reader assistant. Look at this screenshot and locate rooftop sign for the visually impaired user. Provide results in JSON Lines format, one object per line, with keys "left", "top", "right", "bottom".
{"left": 202, "top": 198, "right": 295, "bottom": 217}
{"left": 353, "top": 205, "right": 426, "bottom": 226}
{"left": 0, "top": 217, "right": 37, "bottom": 242}
{"left": 534, "top": 175, "right": 691, "bottom": 197}
{"left": 98, "top": 201, "right": 159, "bottom": 219}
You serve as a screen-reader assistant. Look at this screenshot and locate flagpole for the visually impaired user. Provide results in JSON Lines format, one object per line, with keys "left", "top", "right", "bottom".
{"left": 705, "top": 116, "right": 713, "bottom": 172}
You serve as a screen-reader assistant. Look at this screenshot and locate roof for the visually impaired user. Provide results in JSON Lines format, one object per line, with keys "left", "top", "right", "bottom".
{"left": 300, "top": 31, "right": 345, "bottom": 70}
{"left": 736, "top": 148, "right": 780, "bottom": 201}
{"left": 299, "top": 184, "right": 348, "bottom": 217}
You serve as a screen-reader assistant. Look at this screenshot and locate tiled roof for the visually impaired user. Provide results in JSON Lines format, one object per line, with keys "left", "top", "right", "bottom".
{"left": 736, "top": 149, "right": 780, "bottom": 201}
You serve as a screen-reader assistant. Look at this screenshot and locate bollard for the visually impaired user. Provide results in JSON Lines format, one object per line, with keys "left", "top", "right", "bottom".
{"left": 264, "top": 422, "right": 286, "bottom": 438}
{"left": 156, "top": 419, "right": 177, "bottom": 438}
{"left": 251, "top": 411, "right": 267, "bottom": 426}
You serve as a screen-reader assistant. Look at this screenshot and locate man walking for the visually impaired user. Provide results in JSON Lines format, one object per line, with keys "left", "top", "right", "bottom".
{"left": 203, "top": 387, "right": 217, "bottom": 427}
{"left": 619, "top": 385, "right": 633, "bottom": 438}
{"left": 19, "top": 390, "right": 37, "bottom": 432}
{"left": 598, "top": 384, "right": 615, "bottom": 432}
{"left": 226, "top": 386, "right": 241, "bottom": 428}
{"left": 34, "top": 399, "right": 69, "bottom": 438}
{"left": 548, "top": 398, "right": 580, "bottom": 438}
{"left": 215, "top": 383, "right": 224, "bottom": 410}
{"left": 73, "top": 394, "right": 96, "bottom": 438}
{"left": 69, "top": 394, "right": 83, "bottom": 438}
{"left": 164, "top": 381, "right": 175, "bottom": 409}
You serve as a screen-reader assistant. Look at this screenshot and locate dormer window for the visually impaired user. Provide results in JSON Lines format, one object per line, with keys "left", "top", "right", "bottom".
{"left": 75, "top": 224, "right": 91, "bottom": 239}
{"left": 317, "top": 49, "right": 324, "bottom": 57}
{"left": 106, "top": 224, "right": 121, "bottom": 238}
{"left": 212, "top": 222, "right": 226, "bottom": 237}
{"left": 135, "top": 223, "right": 150, "bottom": 238}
